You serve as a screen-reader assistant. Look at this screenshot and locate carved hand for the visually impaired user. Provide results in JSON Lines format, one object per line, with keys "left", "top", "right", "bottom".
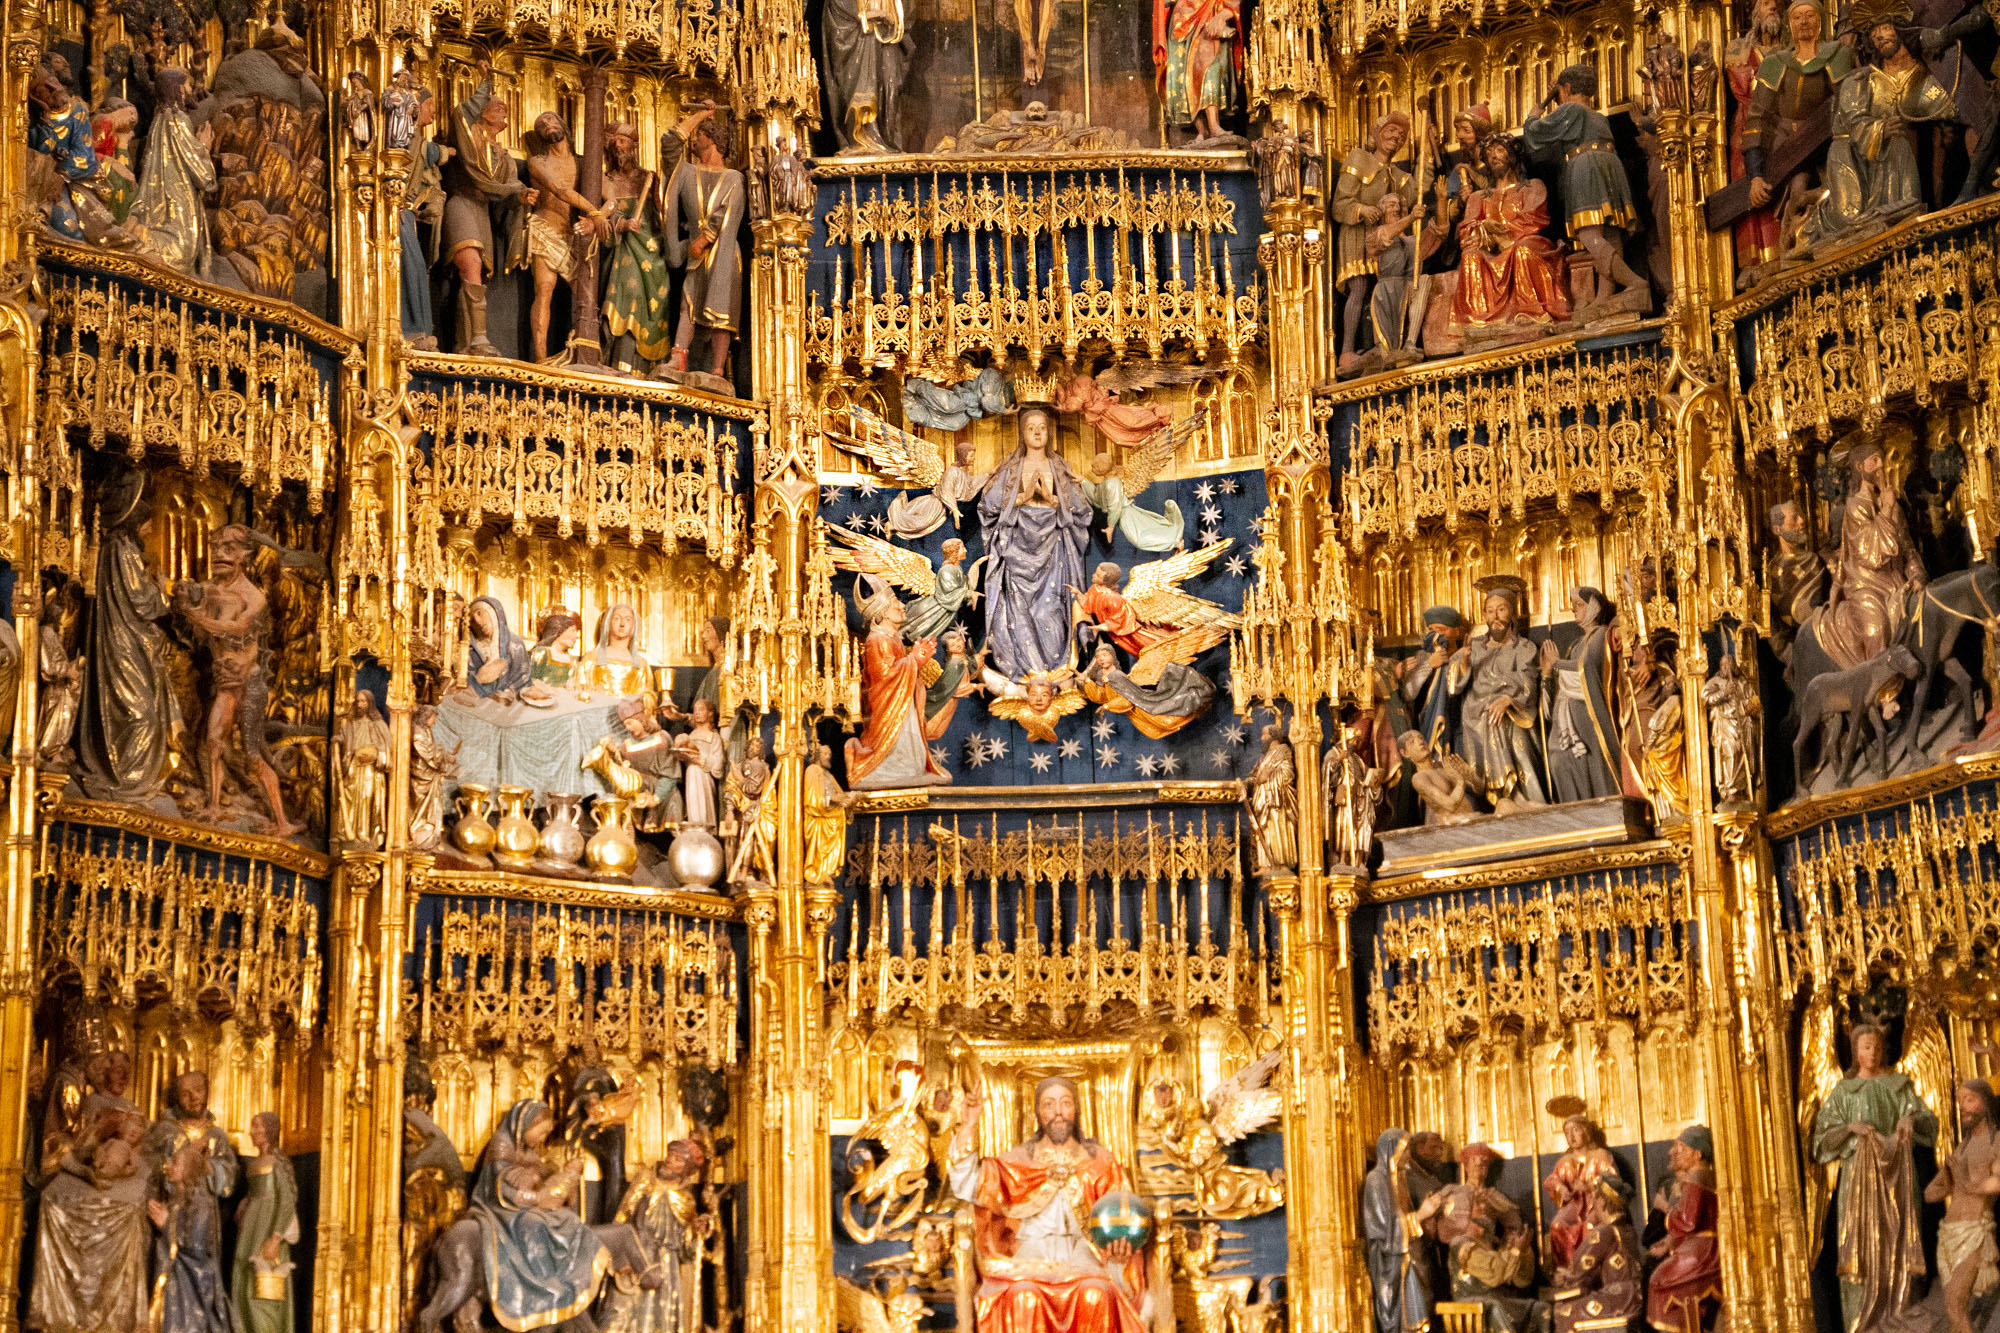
{"left": 1748, "top": 176, "right": 1772, "bottom": 208}
{"left": 1103, "top": 1239, "right": 1134, "bottom": 1262}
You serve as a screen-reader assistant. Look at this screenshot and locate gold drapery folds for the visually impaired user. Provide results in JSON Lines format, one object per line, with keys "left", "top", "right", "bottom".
{"left": 406, "top": 383, "right": 744, "bottom": 560}
{"left": 809, "top": 170, "right": 1264, "bottom": 370}
{"left": 405, "top": 897, "right": 740, "bottom": 1069}
{"left": 1366, "top": 864, "right": 1698, "bottom": 1060}
{"left": 37, "top": 831, "right": 323, "bottom": 1035}
{"left": 41, "top": 268, "right": 337, "bottom": 519}
{"left": 835, "top": 813, "right": 1270, "bottom": 1029}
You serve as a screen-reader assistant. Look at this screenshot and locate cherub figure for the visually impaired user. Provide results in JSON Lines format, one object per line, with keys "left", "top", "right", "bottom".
{"left": 985, "top": 672, "right": 1088, "bottom": 744}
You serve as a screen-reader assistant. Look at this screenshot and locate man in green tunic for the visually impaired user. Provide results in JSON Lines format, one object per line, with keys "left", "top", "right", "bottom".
{"left": 232, "top": 1112, "right": 298, "bottom": 1333}
{"left": 1811, "top": 1024, "right": 1938, "bottom": 1333}
{"left": 1524, "top": 65, "right": 1651, "bottom": 319}
{"left": 597, "top": 121, "right": 672, "bottom": 374}
{"left": 659, "top": 109, "right": 746, "bottom": 395}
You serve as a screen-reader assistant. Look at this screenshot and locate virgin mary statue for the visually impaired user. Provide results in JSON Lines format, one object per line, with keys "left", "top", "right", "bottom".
{"left": 977, "top": 405, "right": 1093, "bottom": 680}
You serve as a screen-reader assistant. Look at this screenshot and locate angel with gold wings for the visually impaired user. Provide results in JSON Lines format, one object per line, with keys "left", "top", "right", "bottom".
{"left": 1059, "top": 363, "right": 1216, "bottom": 552}
{"left": 828, "top": 524, "right": 986, "bottom": 645}
{"left": 1082, "top": 420, "right": 1195, "bottom": 552}
{"left": 1073, "top": 540, "right": 1240, "bottom": 659}
{"left": 984, "top": 670, "right": 1088, "bottom": 744}
{"left": 1137, "top": 1050, "right": 1286, "bottom": 1219}
{"left": 822, "top": 405, "right": 986, "bottom": 541}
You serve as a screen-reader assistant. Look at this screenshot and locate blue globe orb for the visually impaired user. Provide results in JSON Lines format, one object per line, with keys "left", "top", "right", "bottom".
{"left": 1087, "top": 1190, "right": 1154, "bottom": 1251}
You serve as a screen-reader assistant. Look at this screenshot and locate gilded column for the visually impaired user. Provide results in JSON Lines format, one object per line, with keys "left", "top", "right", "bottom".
{"left": 741, "top": 18, "right": 829, "bottom": 1301}
{"left": 1654, "top": 106, "right": 1813, "bottom": 1320}
{"left": 315, "top": 3, "right": 413, "bottom": 1326}
{"left": 1258, "top": 173, "right": 1364, "bottom": 1329}
{"left": 0, "top": 0, "right": 50, "bottom": 1324}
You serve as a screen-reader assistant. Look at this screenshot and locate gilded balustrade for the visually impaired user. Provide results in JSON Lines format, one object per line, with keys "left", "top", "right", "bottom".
{"left": 40, "top": 266, "right": 339, "bottom": 516}
{"left": 417, "top": 0, "right": 737, "bottom": 69}
{"left": 1778, "top": 786, "right": 2000, "bottom": 1004}
{"left": 1365, "top": 864, "right": 1697, "bottom": 1059}
{"left": 810, "top": 169, "right": 1265, "bottom": 371}
{"left": 1734, "top": 200, "right": 2000, "bottom": 469}
{"left": 1331, "top": 340, "right": 1671, "bottom": 541}
{"left": 834, "top": 814, "right": 1271, "bottom": 1030}
{"left": 405, "top": 898, "right": 741, "bottom": 1069}
{"left": 36, "top": 830, "right": 324, "bottom": 1034}
{"left": 404, "top": 378, "right": 746, "bottom": 559}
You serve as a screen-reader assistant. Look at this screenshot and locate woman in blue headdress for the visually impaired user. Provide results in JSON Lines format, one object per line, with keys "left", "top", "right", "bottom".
{"left": 467, "top": 1100, "right": 611, "bottom": 1332}
{"left": 466, "top": 596, "right": 533, "bottom": 701}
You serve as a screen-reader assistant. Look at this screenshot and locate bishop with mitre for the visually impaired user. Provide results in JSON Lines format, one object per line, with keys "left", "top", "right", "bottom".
{"left": 949, "top": 1076, "right": 1150, "bottom": 1333}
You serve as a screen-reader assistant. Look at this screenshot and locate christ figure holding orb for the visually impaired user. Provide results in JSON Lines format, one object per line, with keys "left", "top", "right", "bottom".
{"left": 948, "top": 1075, "right": 1150, "bottom": 1333}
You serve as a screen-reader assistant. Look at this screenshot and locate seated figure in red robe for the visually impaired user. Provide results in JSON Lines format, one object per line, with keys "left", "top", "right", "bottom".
{"left": 1646, "top": 1126, "right": 1721, "bottom": 1333}
{"left": 1450, "top": 133, "right": 1573, "bottom": 341}
{"left": 948, "top": 1076, "right": 1148, "bottom": 1333}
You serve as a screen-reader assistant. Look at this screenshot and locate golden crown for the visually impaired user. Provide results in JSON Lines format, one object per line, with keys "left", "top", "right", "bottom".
{"left": 1009, "top": 366, "right": 1064, "bottom": 408}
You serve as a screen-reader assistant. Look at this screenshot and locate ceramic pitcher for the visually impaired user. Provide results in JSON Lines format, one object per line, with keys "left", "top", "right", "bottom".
{"left": 538, "top": 793, "right": 587, "bottom": 867}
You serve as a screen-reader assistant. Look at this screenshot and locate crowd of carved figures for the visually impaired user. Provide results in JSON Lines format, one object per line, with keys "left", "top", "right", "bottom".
{"left": 24, "top": 0, "right": 2000, "bottom": 1326}
{"left": 28, "top": 20, "right": 808, "bottom": 385}
{"left": 26, "top": 1021, "right": 298, "bottom": 1333}
{"left": 408, "top": 601, "right": 789, "bottom": 890}
{"left": 1300, "top": 575, "right": 1703, "bottom": 871}
{"left": 1302, "top": 398, "right": 2000, "bottom": 875}
{"left": 1363, "top": 1117, "right": 1720, "bottom": 1333}
{"left": 829, "top": 1052, "right": 1286, "bottom": 1333}
{"left": 30, "top": 465, "right": 335, "bottom": 842}
{"left": 823, "top": 365, "right": 1244, "bottom": 797}
{"left": 1368, "top": 1047, "right": 2000, "bottom": 1333}
{"left": 22, "top": 1009, "right": 734, "bottom": 1333}
{"left": 29, "top": 11, "right": 329, "bottom": 311}
{"left": 399, "top": 1062, "right": 733, "bottom": 1333}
